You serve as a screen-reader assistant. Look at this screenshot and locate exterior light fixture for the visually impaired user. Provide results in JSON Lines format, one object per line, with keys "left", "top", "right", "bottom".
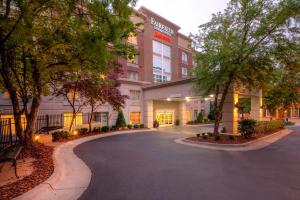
{"left": 204, "top": 98, "right": 209, "bottom": 101}
{"left": 34, "top": 135, "right": 40, "bottom": 141}
{"left": 209, "top": 94, "right": 214, "bottom": 98}
{"left": 73, "top": 130, "right": 78, "bottom": 135}
{"left": 99, "top": 73, "right": 106, "bottom": 79}
{"left": 185, "top": 97, "right": 190, "bottom": 102}
{"left": 167, "top": 98, "right": 171, "bottom": 101}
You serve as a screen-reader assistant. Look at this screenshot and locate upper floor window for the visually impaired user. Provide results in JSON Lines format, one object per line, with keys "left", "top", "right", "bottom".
{"left": 182, "top": 52, "right": 188, "bottom": 63}
{"left": 128, "top": 71, "right": 139, "bottom": 81}
{"left": 129, "top": 90, "right": 141, "bottom": 100}
{"left": 127, "top": 33, "right": 137, "bottom": 45}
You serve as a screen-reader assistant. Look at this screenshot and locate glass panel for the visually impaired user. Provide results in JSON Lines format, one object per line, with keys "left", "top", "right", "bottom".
{"left": 130, "top": 112, "right": 141, "bottom": 124}
{"left": 153, "top": 40, "right": 162, "bottom": 54}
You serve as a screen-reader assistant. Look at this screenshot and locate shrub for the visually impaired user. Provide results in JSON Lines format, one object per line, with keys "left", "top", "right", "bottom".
{"left": 78, "top": 128, "right": 88, "bottom": 135}
{"left": 239, "top": 119, "right": 257, "bottom": 138}
{"left": 254, "top": 119, "right": 284, "bottom": 134}
{"left": 101, "top": 126, "right": 109, "bottom": 132}
{"left": 127, "top": 124, "right": 133, "bottom": 129}
{"left": 202, "top": 133, "right": 208, "bottom": 139}
{"left": 111, "top": 125, "right": 116, "bottom": 130}
{"left": 52, "top": 131, "right": 69, "bottom": 141}
{"left": 207, "top": 132, "right": 213, "bottom": 137}
{"left": 153, "top": 120, "right": 159, "bottom": 128}
{"left": 197, "top": 112, "right": 204, "bottom": 123}
{"left": 116, "top": 111, "right": 126, "bottom": 128}
{"left": 175, "top": 119, "right": 180, "bottom": 126}
{"left": 140, "top": 124, "right": 145, "bottom": 128}
{"left": 133, "top": 124, "right": 139, "bottom": 129}
{"left": 196, "top": 133, "right": 201, "bottom": 137}
{"left": 221, "top": 127, "right": 227, "bottom": 133}
{"left": 286, "top": 121, "right": 295, "bottom": 126}
{"left": 93, "top": 127, "right": 101, "bottom": 132}
{"left": 214, "top": 135, "right": 220, "bottom": 141}
{"left": 228, "top": 135, "right": 235, "bottom": 140}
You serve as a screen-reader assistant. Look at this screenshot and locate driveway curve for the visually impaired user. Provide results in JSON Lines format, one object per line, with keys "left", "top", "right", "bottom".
{"left": 75, "top": 128, "right": 300, "bottom": 200}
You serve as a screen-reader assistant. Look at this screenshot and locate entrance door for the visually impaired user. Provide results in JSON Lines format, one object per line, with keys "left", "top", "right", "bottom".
{"left": 156, "top": 112, "right": 173, "bottom": 126}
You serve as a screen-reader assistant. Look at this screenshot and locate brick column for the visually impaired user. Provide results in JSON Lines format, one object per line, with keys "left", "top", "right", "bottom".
{"left": 143, "top": 100, "right": 153, "bottom": 128}
{"left": 222, "top": 89, "right": 239, "bottom": 134}
{"left": 179, "top": 101, "right": 187, "bottom": 126}
{"left": 251, "top": 90, "right": 263, "bottom": 121}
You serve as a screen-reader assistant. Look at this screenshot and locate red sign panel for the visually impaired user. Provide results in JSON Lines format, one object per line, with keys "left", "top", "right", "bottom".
{"left": 154, "top": 31, "right": 172, "bottom": 43}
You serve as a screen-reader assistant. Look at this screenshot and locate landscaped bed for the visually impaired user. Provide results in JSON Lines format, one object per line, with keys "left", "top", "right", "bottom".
{"left": 0, "top": 143, "right": 54, "bottom": 200}
{"left": 186, "top": 119, "right": 286, "bottom": 145}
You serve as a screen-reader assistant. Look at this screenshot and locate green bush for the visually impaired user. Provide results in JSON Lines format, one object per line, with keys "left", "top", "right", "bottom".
{"left": 228, "top": 135, "right": 235, "bottom": 140}
{"left": 238, "top": 119, "right": 257, "bottom": 138}
{"left": 133, "top": 124, "right": 139, "bottom": 129}
{"left": 127, "top": 124, "right": 133, "bottom": 129}
{"left": 197, "top": 112, "right": 204, "bottom": 123}
{"left": 78, "top": 128, "right": 88, "bottom": 135}
{"left": 214, "top": 135, "right": 220, "bottom": 141}
{"left": 221, "top": 127, "right": 227, "bottom": 133}
{"left": 93, "top": 127, "right": 101, "bottom": 132}
{"left": 207, "top": 132, "right": 213, "bottom": 137}
{"left": 111, "top": 125, "right": 116, "bottom": 130}
{"left": 101, "top": 126, "right": 109, "bottom": 132}
{"left": 140, "top": 124, "right": 145, "bottom": 128}
{"left": 116, "top": 111, "right": 126, "bottom": 128}
{"left": 52, "top": 131, "right": 69, "bottom": 141}
{"left": 202, "top": 133, "right": 208, "bottom": 139}
{"left": 254, "top": 119, "right": 284, "bottom": 134}
{"left": 286, "top": 121, "right": 295, "bottom": 126}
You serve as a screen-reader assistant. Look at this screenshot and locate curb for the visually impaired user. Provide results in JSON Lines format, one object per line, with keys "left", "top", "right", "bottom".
{"left": 14, "top": 129, "right": 154, "bottom": 200}
{"left": 174, "top": 129, "right": 293, "bottom": 151}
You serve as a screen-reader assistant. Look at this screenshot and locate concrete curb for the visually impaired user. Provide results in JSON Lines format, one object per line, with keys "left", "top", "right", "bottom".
{"left": 15, "top": 129, "right": 154, "bottom": 200}
{"left": 174, "top": 129, "right": 293, "bottom": 151}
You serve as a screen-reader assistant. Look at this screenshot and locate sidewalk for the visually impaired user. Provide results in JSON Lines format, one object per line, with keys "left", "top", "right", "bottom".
{"left": 15, "top": 129, "right": 154, "bottom": 200}
{"left": 174, "top": 128, "right": 293, "bottom": 151}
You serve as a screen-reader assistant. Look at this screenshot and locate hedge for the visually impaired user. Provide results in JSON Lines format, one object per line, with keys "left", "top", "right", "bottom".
{"left": 254, "top": 119, "right": 284, "bottom": 134}
{"left": 52, "top": 131, "right": 69, "bottom": 141}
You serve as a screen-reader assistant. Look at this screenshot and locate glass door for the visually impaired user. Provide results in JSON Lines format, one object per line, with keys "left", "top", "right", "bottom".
{"left": 156, "top": 112, "right": 173, "bottom": 126}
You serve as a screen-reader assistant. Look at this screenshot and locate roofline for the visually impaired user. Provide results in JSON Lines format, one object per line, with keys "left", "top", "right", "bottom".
{"left": 178, "top": 32, "right": 192, "bottom": 41}
{"left": 142, "top": 77, "right": 195, "bottom": 90}
{"left": 138, "top": 6, "right": 181, "bottom": 30}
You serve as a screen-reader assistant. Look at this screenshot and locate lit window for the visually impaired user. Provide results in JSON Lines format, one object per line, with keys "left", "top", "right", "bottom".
{"left": 182, "top": 67, "right": 188, "bottom": 76}
{"left": 129, "top": 90, "right": 141, "bottom": 100}
{"left": 128, "top": 71, "right": 139, "bottom": 81}
{"left": 182, "top": 52, "right": 188, "bottom": 63}
{"left": 64, "top": 113, "right": 83, "bottom": 128}
{"left": 153, "top": 40, "right": 171, "bottom": 83}
{"left": 130, "top": 112, "right": 141, "bottom": 124}
{"left": 127, "top": 33, "right": 137, "bottom": 45}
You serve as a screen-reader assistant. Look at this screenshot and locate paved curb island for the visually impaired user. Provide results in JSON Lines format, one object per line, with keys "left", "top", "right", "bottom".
{"left": 174, "top": 129, "right": 293, "bottom": 151}
{"left": 15, "top": 129, "right": 154, "bottom": 200}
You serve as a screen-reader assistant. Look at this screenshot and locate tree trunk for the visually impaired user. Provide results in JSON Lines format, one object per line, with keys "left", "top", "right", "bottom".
{"left": 88, "top": 104, "right": 94, "bottom": 133}
{"left": 69, "top": 111, "right": 76, "bottom": 133}
{"left": 213, "top": 78, "right": 233, "bottom": 135}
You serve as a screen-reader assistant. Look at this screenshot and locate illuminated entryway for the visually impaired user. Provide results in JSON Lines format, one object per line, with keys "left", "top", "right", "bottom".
{"left": 156, "top": 112, "right": 174, "bottom": 126}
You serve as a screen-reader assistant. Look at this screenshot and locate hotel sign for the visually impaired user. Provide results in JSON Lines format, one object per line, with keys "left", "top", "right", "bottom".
{"left": 150, "top": 17, "right": 174, "bottom": 36}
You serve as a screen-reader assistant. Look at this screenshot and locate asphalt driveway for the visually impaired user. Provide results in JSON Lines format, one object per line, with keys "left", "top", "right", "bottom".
{"left": 75, "top": 127, "right": 300, "bottom": 200}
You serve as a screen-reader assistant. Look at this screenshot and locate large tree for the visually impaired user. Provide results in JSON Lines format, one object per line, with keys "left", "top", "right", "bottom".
{"left": 0, "top": 0, "right": 137, "bottom": 146}
{"left": 192, "top": 0, "right": 300, "bottom": 135}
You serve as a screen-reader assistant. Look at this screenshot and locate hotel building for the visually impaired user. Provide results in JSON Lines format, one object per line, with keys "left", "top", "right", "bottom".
{"left": 0, "top": 6, "right": 211, "bottom": 129}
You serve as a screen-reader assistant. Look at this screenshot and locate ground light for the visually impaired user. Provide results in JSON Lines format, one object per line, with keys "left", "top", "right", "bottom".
{"left": 167, "top": 98, "right": 171, "bottom": 101}
{"left": 34, "top": 135, "right": 40, "bottom": 141}
{"left": 73, "top": 130, "right": 78, "bottom": 135}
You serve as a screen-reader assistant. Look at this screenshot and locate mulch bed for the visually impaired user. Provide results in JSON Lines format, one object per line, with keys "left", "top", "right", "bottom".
{"left": 186, "top": 129, "right": 283, "bottom": 144}
{"left": 0, "top": 143, "right": 54, "bottom": 200}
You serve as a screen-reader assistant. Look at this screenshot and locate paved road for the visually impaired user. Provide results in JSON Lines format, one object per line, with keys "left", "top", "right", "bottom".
{"left": 75, "top": 127, "right": 300, "bottom": 200}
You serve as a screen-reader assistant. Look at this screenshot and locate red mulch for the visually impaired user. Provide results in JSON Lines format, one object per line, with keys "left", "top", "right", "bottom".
{"left": 187, "top": 129, "right": 283, "bottom": 144}
{"left": 0, "top": 143, "right": 54, "bottom": 200}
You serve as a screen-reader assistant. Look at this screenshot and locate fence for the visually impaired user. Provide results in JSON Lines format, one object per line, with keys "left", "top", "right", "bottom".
{"left": 0, "top": 119, "right": 19, "bottom": 150}
{"left": 0, "top": 112, "right": 109, "bottom": 135}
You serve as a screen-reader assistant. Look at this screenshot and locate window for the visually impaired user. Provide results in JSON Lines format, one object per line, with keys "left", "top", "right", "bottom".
{"left": 128, "top": 71, "right": 139, "bottom": 81}
{"left": 182, "top": 52, "right": 188, "bottom": 63}
{"left": 127, "top": 33, "right": 137, "bottom": 45}
{"left": 182, "top": 67, "right": 188, "bottom": 76}
{"left": 129, "top": 90, "right": 141, "bottom": 100}
{"left": 130, "top": 112, "right": 141, "bottom": 124}
{"left": 64, "top": 113, "right": 83, "bottom": 128}
{"left": 153, "top": 40, "right": 171, "bottom": 83}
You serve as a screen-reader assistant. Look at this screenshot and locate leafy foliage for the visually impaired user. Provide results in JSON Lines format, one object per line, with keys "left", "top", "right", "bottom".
{"left": 116, "top": 110, "right": 126, "bottom": 128}
{"left": 238, "top": 119, "right": 257, "bottom": 138}
{"left": 192, "top": 0, "right": 300, "bottom": 135}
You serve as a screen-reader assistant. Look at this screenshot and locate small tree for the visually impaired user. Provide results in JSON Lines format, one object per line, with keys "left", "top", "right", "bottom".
{"left": 116, "top": 111, "right": 126, "bottom": 128}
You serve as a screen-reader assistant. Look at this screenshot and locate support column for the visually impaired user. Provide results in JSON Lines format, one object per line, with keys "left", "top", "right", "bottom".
{"left": 179, "top": 101, "right": 187, "bottom": 126}
{"left": 222, "top": 89, "right": 239, "bottom": 134}
{"left": 251, "top": 90, "right": 263, "bottom": 121}
{"left": 143, "top": 100, "right": 153, "bottom": 128}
